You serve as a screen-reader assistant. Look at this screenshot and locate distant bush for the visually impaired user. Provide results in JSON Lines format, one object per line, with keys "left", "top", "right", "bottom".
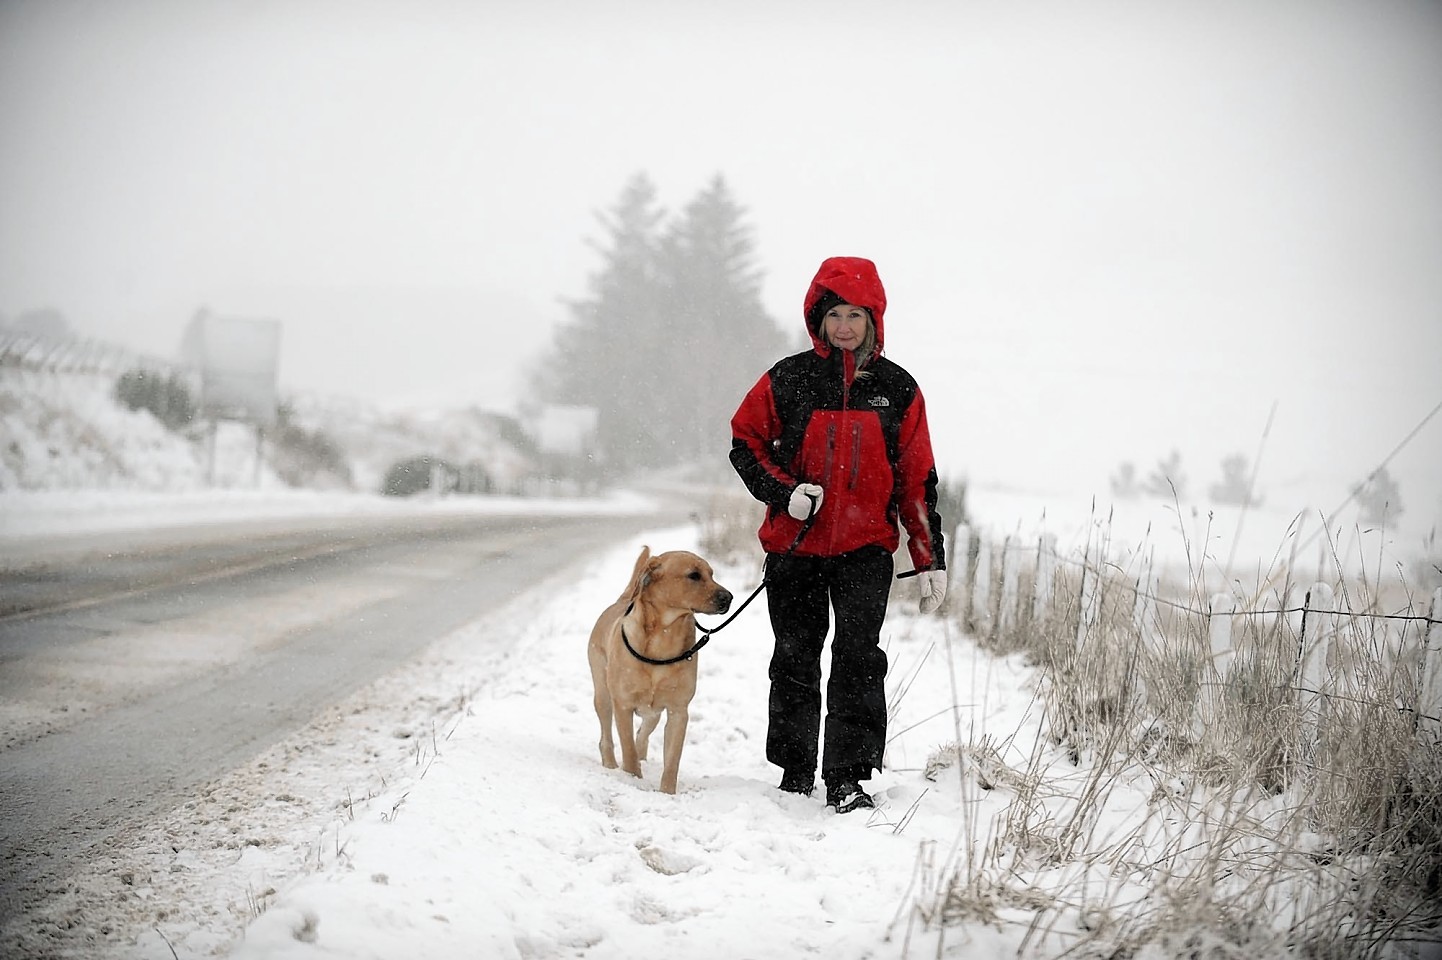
{"left": 1142, "top": 448, "right": 1187, "bottom": 500}
{"left": 1209, "top": 452, "right": 1262, "bottom": 507}
{"left": 270, "top": 402, "right": 353, "bottom": 489}
{"left": 383, "top": 455, "right": 455, "bottom": 497}
{"left": 1353, "top": 465, "right": 1404, "bottom": 528}
{"left": 1110, "top": 460, "right": 1140, "bottom": 500}
{"left": 113, "top": 368, "right": 196, "bottom": 432}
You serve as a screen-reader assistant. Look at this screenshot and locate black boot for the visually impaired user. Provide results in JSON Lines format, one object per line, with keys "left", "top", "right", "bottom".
{"left": 778, "top": 769, "right": 815, "bottom": 796}
{"left": 825, "top": 778, "right": 874, "bottom": 813}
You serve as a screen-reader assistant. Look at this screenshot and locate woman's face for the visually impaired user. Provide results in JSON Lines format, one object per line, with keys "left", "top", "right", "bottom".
{"left": 823, "top": 303, "right": 870, "bottom": 352}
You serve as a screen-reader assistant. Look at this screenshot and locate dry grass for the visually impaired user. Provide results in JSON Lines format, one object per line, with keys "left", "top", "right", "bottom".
{"left": 928, "top": 516, "right": 1442, "bottom": 959}
{"left": 692, "top": 497, "right": 1442, "bottom": 958}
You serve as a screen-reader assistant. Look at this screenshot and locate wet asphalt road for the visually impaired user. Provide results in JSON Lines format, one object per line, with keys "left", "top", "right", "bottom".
{"left": 0, "top": 508, "right": 672, "bottom": 923}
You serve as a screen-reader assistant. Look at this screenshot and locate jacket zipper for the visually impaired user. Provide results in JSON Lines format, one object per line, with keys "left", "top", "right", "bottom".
{"left": 849, "top": 422, "right": 862, "bottom": 490}
{"left": 822, "top": 422, "right": 836, "bottom": 488}
{"left": 826, "top": 358, "right": 850, "bottom": 553}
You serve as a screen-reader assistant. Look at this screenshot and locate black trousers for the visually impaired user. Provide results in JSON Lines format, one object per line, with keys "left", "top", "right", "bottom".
{"left": 764, "top": 545, "right": 893, "bottom": 782}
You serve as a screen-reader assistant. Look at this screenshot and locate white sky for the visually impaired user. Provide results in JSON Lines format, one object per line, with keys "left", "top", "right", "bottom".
{"left": 2, "top": 0, "right": 1439, "bottom": 529}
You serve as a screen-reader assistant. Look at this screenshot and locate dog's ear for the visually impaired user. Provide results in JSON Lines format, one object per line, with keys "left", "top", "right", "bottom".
{"left": 637, "top": 556, "right": 664, "bottom": 595}
{"left": 621, "top": 545, "right": 652, "bottom": 602}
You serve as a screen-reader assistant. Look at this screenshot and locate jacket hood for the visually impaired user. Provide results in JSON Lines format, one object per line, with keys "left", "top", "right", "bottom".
{"left": 803, "top": 256, "right": 886, "bottom": 359}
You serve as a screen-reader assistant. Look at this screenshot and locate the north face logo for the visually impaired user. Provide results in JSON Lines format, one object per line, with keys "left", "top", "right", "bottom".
{"left": 868, "top": 397, "right": 890, "bottom": 408}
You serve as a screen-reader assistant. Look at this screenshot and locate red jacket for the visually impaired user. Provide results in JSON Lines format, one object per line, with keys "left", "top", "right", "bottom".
{"left": 729, "top": 257, "right": 945, "bottom": 571}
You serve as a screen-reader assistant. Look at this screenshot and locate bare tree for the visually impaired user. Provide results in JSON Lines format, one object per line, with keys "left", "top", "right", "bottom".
{"left": 1141, "top": 449, "right": 1186, "bottom": 500}
{"left": 1209, "top": 452, "right": 1262, "bottom": 507}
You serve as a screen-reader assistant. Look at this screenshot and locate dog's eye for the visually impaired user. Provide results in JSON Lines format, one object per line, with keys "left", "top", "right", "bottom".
{"left": 687, "top": 571, "right": 702, "bottom": 581}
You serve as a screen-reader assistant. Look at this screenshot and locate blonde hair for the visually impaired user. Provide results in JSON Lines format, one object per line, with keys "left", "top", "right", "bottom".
{"left": 854, "top": 311, "right": 878, "bottom": 380}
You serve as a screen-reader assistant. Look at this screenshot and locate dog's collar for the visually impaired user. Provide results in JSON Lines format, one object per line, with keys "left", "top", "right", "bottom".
{"left": 620, "top": 603, "right": 709, "bottom": 666}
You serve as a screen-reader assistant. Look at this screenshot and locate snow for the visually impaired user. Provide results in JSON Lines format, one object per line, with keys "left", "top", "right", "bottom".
{"left": 3, "top": 482, "right": 1021, "bottom": 958}
{"left": 227, "top": 533, "right": 947, "bottom": 958}
{"left": 217, "top": 520, "right": 1027, "bottom": 960}
{"left": 0, "top": 485, "right": 1016, "bottom": 958}
{"left": 3, "top": 489, "right": 1433, "bottom": 960}
{"left": 3, "top": 370, "right": 1440, "bottom": 959}
{"left": 1, "top": 368, "right": 219, "bottom": 491}
{"left": 0, "top": 485, "right": 650, "bottom": 542}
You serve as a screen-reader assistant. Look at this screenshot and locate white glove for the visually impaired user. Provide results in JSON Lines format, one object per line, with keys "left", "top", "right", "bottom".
{"left": 787, "top": 483, "right": 824, "bottom": 520}
{"left": 918, "top": 569, "right": 948, "bottom": 615}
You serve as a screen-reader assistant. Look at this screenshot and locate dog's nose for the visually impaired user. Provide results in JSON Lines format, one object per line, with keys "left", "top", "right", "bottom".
{"left": 714, "top": 588, "right": 733, "bottom": 613}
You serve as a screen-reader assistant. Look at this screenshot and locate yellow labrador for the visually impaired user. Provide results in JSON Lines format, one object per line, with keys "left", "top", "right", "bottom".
{"left": 588, "top": 546, "right": 733, "bottom": 794}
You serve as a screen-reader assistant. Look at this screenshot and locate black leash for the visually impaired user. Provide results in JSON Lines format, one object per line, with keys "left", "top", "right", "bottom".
{"left": 621, "top": 498, "right": 819, "bottom": 666}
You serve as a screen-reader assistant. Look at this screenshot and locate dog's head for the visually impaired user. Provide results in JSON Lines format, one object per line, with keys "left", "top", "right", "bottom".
{"left": 626, "top": 548, "right": 733, "bottom": 617}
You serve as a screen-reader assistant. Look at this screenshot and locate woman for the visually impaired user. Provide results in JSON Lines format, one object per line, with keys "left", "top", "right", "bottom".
{"left": 729, "top": 255, "right": 947, "bottom": 813}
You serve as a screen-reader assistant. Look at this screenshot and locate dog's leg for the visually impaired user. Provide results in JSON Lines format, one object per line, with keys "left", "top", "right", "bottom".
{"left": 594, "top": 689, "right": 617, "bottom": 770}
{"left": 635, "top": 711, "right": 661, "bottom": 762}
{"left": 658, "top": 707, "right": 689, "bottom": 795}
{"left": 615, "top": 705, "right": 643, "bottom": 778}
{"left": 588, "top": 647, "right": 617, "bottom": 768}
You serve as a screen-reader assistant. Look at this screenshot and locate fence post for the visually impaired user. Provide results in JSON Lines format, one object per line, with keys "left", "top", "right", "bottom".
{"left": 1032, "top": 534, "right": 1055, "bottom": 632}
{"left": 1188, "top": 588, "right": 1234, "bottom": 735}
{"left": 1296, "top": 583, "right": 1335, "bottom": 751}
{"left": 997, "top": 536, "right": 1017, "bottom": 644}
{"left": 1419, "top": 587, "right": 1442, "bottom": 742}
{"left": 1208, "top": 592, "right": 1236, "bottom": 678}
{"left": 971, "top": 537, "right": 992, "bottom": 640}
{"left": 952, "top": 524, "right": 973, "bottom": 629}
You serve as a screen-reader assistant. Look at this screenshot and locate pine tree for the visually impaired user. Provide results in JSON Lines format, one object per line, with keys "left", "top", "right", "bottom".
{"left": 532, "top": 172, "right": 785, "bottom": 476}
{"left": 655, "top": 174, "right": 786, "bottom": 465}
{"left": 533, "top": 172, "right": 668, "bottom": 471}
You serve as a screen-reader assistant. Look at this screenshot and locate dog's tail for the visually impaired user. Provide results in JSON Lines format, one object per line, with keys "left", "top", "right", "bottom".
{"left": 618, "top": 545, "right": 652, "bottom": 603}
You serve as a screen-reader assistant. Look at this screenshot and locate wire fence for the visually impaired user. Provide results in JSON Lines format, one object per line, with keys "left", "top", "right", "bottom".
{"left": 958, "top": 526, "right": 1440, "bottom": 626}
{"left": 948, "top": 522, "right": 1442, "bottom": 748}
{"left": 0, "top": 330, "right": 190, "bottom": 379}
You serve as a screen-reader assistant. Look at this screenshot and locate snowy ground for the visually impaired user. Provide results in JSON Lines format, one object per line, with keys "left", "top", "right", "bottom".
{"left": 3, "top": 484, "right": 1438, "bottom": 959}
{"left": 225, "top": 519, "right": 1020, "bottom": 960}
{"left": 0, "top": 487, "right": 1046, "bottom": 959}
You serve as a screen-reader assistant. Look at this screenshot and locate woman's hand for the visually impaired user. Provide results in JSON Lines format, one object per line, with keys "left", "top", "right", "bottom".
{"left": 787, "top": 484, "right": 824, "bottom": 520}
{"left": 918, "top": 570, "right": 948, "bottom": 615}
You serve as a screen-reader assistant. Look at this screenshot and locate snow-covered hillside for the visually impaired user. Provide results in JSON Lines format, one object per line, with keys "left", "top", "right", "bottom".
{"left": 0, "top": 367, "right": 535, "bottom": 496}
